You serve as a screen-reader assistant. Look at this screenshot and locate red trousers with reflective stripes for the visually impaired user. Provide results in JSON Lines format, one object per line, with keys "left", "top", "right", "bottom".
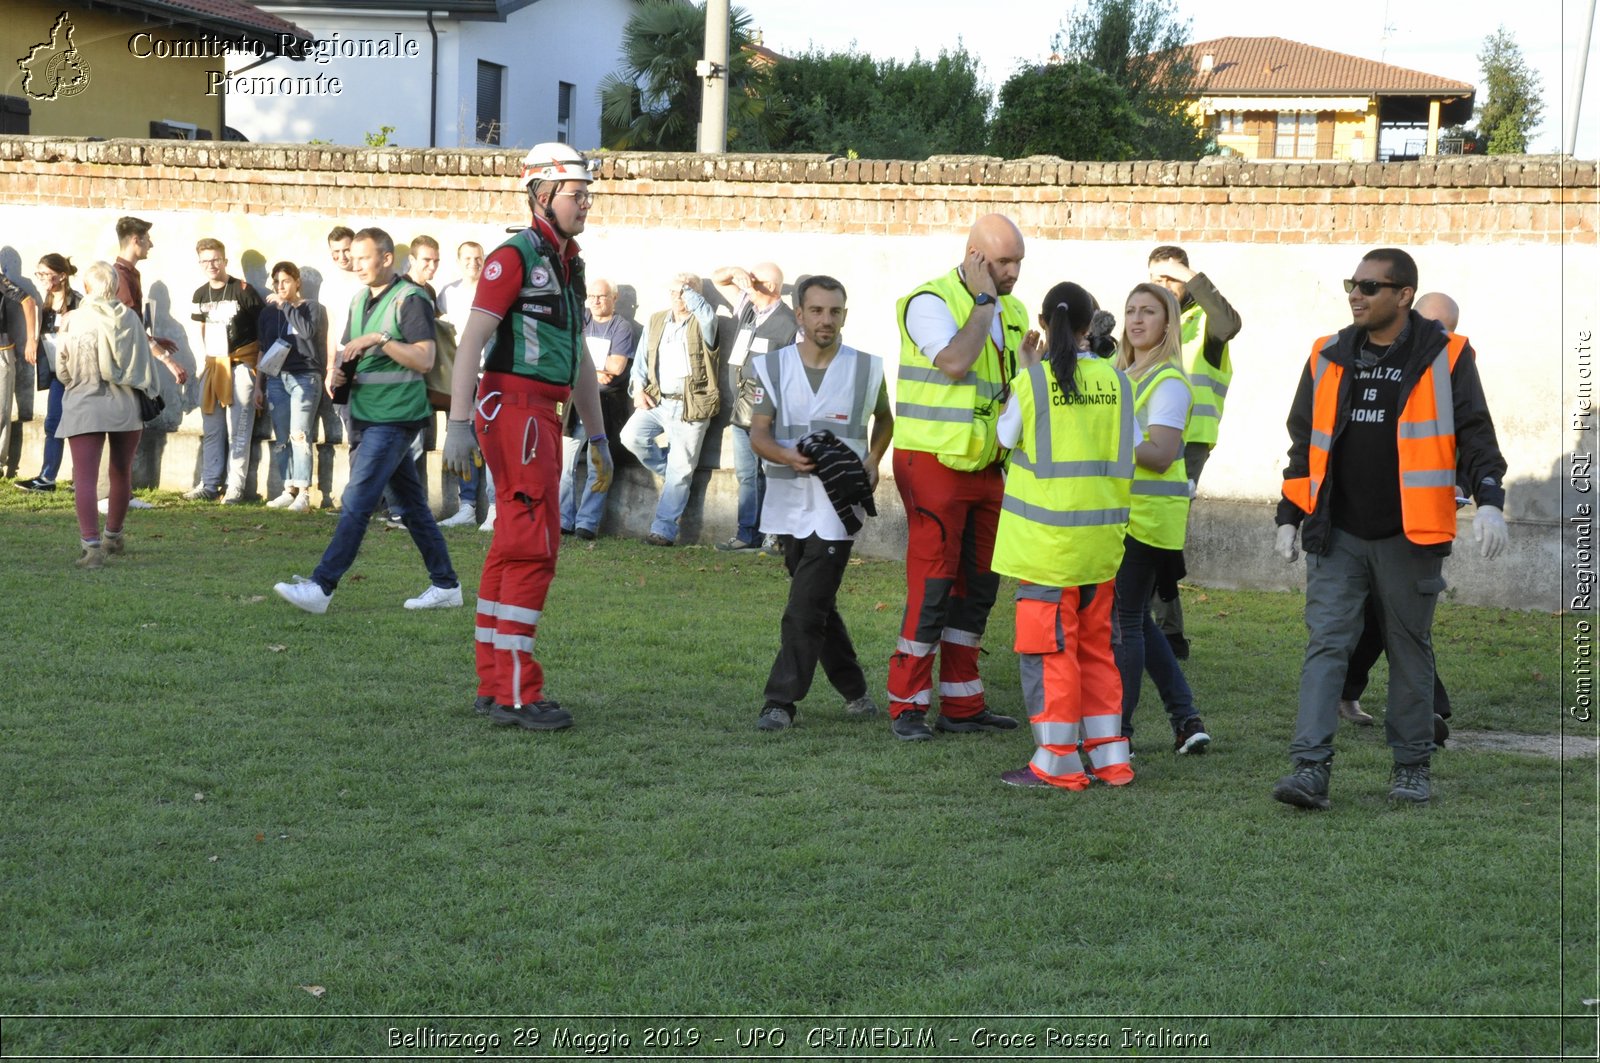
{"left": 474, "top": 372, "right": 568, "bottom": 707}
{"left": 1015, "top": 580, "right": 1131, "bottom": 789}
{"left": 887, "top": 448, "right": 1003, "bottom": 720}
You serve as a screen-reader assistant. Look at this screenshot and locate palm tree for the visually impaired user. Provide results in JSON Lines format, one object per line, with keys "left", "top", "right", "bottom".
{"left": 598, "top": 0, "right": 780, "bottom": 151}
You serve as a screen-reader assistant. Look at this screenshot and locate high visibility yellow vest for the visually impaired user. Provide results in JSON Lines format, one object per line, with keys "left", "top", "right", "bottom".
{"left": 992, "top": 358, "right": 1134, "bottom": 587}
{"left": 894, "top": 269, "right": 1028, "bottom": 470}
{"left": 1129, "top": 363, "right": 1192, "bottom": 550}
{"left": 1179, "top": 303, "right": 1231, "bottom": 446}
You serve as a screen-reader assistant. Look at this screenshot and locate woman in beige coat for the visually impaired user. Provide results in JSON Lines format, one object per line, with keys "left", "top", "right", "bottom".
{"left": 55, "top": 261, "right": 161, "bottom": 568}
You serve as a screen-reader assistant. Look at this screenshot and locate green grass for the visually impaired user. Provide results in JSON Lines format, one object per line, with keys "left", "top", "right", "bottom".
{"left": 0, "top": 485, "right": 1592, "bottom": 1059}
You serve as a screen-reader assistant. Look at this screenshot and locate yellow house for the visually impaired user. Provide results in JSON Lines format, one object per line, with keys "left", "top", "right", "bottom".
{"left": 1181, "top": 37, "right": 1475, "bottom": 162}
{"left": 4, "top": 0, "right": 311, "bottom": 140}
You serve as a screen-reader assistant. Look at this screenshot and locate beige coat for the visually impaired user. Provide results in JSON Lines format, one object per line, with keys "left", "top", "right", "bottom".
{"left": 55, "top": 295, "right": 160, "bottom": 438}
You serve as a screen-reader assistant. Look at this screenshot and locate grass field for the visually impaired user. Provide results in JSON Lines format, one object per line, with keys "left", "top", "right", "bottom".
{"left": 0, "top": 485, "right": 1593, "bottom": 1060}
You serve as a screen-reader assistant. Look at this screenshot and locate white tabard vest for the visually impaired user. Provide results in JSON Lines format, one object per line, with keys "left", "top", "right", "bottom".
{"left": 753, "top": 343, "right": 883, "bottom": 542}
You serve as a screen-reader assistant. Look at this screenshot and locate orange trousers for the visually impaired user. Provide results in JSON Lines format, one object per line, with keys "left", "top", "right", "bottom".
{"left": 1014, "top": 580, "right": 1131, "bottom": 789}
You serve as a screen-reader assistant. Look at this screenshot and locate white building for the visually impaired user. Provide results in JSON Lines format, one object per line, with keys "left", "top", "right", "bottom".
{"left": 224, "top": 0, "right": 637, "bottom": 149}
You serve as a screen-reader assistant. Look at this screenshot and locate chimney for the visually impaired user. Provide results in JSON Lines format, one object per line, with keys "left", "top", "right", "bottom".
{"left": 1201, "top": 52, "right": 1214, "bottom": 73}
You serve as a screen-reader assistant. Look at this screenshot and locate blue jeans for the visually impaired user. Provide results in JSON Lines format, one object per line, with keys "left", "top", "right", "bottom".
{"left": 39, "top": 378, "right": 65, "bottom": 481}
{"left": 1113, "top": 540, "right": 1197, "bottom": 741}
{"left": 199, "top": 362, "right": 257, "bottom": 494}
{"left": 730, "top": 425, "right": 765, "bottom": 545}
{"left": 621, "top": 397, "right": 709, "bottom": 542}
{"left": 266, "top": 371, "right": 318, "bottom": 489}
{"left": 311, "top": 421, "right": 458, "bottom": 595}
{"left": 559, "top": 429, "right": 608, "bottom": 533}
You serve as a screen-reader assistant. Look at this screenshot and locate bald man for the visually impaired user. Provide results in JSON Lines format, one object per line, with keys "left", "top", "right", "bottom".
{"left": 886, "top": 214, "right": 1028, "bottom": 741}
{"left": 1336, "top": 290, "right": 1463, "bottom": 742}
{"left": 711, "top": 261, "right": 797, "bottom": 551}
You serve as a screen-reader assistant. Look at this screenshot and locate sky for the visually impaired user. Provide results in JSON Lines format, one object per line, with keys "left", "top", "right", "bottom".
{"left": 745, "top": 0, "right": 1600, "bottom": 159}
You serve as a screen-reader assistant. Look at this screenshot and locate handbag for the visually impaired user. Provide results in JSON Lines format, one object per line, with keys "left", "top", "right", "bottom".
{"left": 137, "top": 388, "right": 165, "bottom": 423}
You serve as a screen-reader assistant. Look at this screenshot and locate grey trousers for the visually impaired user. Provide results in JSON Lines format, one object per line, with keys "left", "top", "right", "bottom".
{"left": 1292, "top": 528, "right": 1445, "bottom": 766}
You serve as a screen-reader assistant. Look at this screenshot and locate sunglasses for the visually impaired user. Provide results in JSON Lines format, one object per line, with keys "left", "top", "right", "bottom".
{"left": 1344, "top": 278, "right": 1405, "bottom": 296}
{"left": 552, "top": 190, "right": 594, "bottom": 207}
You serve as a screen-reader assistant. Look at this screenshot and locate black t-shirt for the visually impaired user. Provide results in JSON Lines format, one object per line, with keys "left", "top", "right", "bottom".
{"left": 342, "top": 278, "right": 436, "bottom": 346}
{"left": 190, "top": 276, "right": 263, "bottom": 353}
{"left": 1328, "top": 337, "right": 1407, "bottom": 540}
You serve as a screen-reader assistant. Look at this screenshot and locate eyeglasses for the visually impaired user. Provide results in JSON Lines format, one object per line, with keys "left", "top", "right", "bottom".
{"left": 34, "top": 270, "right": 58, "bottom": 281}
{"left": 1344, "top": 278, "right": 1405, "bottom": 296}
{"left": 552, "top": 190, "right": 594, "bottom": 207}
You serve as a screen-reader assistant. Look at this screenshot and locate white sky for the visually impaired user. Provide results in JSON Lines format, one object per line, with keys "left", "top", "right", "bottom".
{"left": 747, "top": 0, "right": 1600, "bottom": 159}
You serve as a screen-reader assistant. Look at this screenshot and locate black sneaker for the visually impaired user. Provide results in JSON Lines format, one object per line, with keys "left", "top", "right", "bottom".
{"left": 17, "top": 477, "right": 55, "bottom": 493}
{"left": 1272, "top": 758, "right": 1331, "bottom": 810}
{"left": 472, "top": 694, "right": 495, "bottom": 716}
{"left": 1174, "top": 715, "right": 1211, "bottom": 754}
{"left": 1434, "top": 713, "right": 1450, "bottom": 748}
{"left": 933, "top": 709, "right": 1019, "bottom": 733}
{"left": 756, "top": 705, "right": 793, "bottom": 731}
{"left": 575, "top": 528, "right": 596, "bottom": 541}
{"left": 891, "top": 710, "right": 934, "bottom": 741}
{"left": 488, "top": 700, "right": 573, "bottom": 731}
{"left": 1389, "top": 760, "right": 1432, "bottom": 803}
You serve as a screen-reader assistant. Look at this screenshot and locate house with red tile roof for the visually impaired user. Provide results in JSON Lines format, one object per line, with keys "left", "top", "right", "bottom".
{"left": 1180, "top": 37, "right": 1475, "bottom": 161}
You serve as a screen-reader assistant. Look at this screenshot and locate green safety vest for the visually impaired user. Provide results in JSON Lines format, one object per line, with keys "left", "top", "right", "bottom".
{"left": 348, "top": 276, "right": 431, "bottom": 424}
{"left": 1179, "top": 303, "right": 1231, "bottom": 446}
{"left": 1129, "top": 362, "right": 1193, "bottom": 550}
{"left": 991, "top": 358, "right": 1134, "bottom": 588}
{"left": 893, "top": 269, "right": 1029, "bottom": 471}
{"left": 486, "top": 227, "right": 585, "bottom": 388}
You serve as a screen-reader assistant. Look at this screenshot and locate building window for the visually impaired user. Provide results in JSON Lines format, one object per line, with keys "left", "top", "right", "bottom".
{"left": 556, "top": 81, "right": 575, "bottom": 144}
{"left": 1212, "top": 110, "right": 1245, "bottom": 134}
{"left": 1275, "top": 111, "right": 1317, "bottom": 158}
{"left": 476, "top": 61, "right": 504, "bottom": 145}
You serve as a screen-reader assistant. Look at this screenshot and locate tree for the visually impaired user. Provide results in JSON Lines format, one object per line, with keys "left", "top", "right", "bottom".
{"left": 989, "top": 62, "right": 1142, "bottom": 160}
{"left": 598, "top": 0, "right": 781, "bottom": 151}
{"left": 995, "top": 0, "right": 1208, "bottom": 161}
{"left": 768, "top": 46, "right": 990, "bottom": 160}
{"left": 1475, "top": 26, "right": 1545, "bottom": 155}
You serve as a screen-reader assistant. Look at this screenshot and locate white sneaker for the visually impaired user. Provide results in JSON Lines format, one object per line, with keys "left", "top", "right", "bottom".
{"left": 479, "top": 504, "right": 496, "bottom": 532}
{"left": 98, "top": 497, "right": 154, "bottom": 514}
{"left": 266, "top": 491, "right": 296, "bottom": 509}
{"left": 404, "top": 583, "right": 464, "bottom": 610}
{"left": 274, "top": 576, "right": 332, "bottom": 615}
{"left": 438, "top": 502, "right": 476, "bottom": 527}
{"left": 287, "top": 492, "right": 310, "bottom": 513}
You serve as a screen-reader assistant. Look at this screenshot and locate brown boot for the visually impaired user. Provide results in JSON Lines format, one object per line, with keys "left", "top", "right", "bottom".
{"left": 103, "top": 530, "right": 126, "bottom": 556}
{"left": 1338, "top": 699, "right": 1375, "bottom": 725}
{"left": 75, "top": 540, "right": 106, "bottom": 570}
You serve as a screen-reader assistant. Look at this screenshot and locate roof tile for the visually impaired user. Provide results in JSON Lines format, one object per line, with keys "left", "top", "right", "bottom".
{"left": 1185, "top": 36, "right": 1473, "bottom": 96}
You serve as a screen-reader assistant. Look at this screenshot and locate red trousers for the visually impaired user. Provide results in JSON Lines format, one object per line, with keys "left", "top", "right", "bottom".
{"left": 1015, "top": 580, "right": 1131, "bottom": 789}
{"left": 887, "top": 449, "right": 1003, "bottom": 720}
{"left": 473, "top": 372, "right": 568, "bottom": 707}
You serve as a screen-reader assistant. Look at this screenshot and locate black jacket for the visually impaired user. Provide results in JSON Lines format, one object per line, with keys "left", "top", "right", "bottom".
{"left": 1276, "top": 311, "right": 1506, "bottom": 556}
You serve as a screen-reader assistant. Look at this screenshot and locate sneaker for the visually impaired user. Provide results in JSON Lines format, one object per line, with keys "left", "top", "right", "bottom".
{"left": 1434, "top": 713, "right": 1450, "bottom": 748}
{"left": 439, "top": 502, "right": 477, "bottom": 527}
{"left": 574, "top": 527, "right": 596, "bottom": 541}
{"left": 1165, "top": 632, "right": 1191, "bottom": 660}
{"left": 1001, "top": 766, "right": 1050, "bottom": 787}
{"left": 404, "top": 584, "right": 463, "bottom": 610}
{"left": 479, "top": 504, "right": 496, "bottom": 532}
{"left": 221, "top": 492, "right": 246, "bottom": 506}
{"left": 891, "top": 710, "right": 934, "bottom": 741}
{"left": 488, "top": 700, "right": 573, "bottom": 731}
{"left": 472, "top": 694, "right": 496, "bottom": 716}
{"left": 75, "top": 541, "right": 106, "bottom": 570}
{"left": 383, "top": 511, "right": 407, "bottom": 529}
{"left": 127, "top": 497, "right": 153, "bottom": 509}
{"left": 17, "top": 477, "right": 55, "bottom": 493}
{"left": 274, "top": 576, "right": 332, "bottom": 615}
{"left": 103, "top": 530, "right": 125, "bottom": 556}
{"left": 1174, "top": 715, "right": 1211, "bottom": 754}
{"left": 715, "top": 536, "right": 758, "bottom": 552}
{"left": 756, "top": 705, "right": 793, "bottom": 731}
{"left": 266, "top": 491, "right": 297, "bottom": 509}
{"left": 560, "top": 525, "right": 575, "bottom": 536}
{"left": 183, "top": 485, "right": 219, "bottom": 501}
{"left": 759, "top": 534, "right": 782, "bottom": 557}
{"left": 287, "top": 492, "right": 310, "bottom": 513}
{"left": 844, "top": 694, "right": 880, "bottom": 717}
{"left": 934, "top": 709, "right": 1019, "bottom": 733}
{"left": 644, "top": 532, "right": 674, "bottom": 546}
{"left": 1338, "top": 699, "right": 1375, "bottom": 725}
{"left": 1272, "top": 759, "right": 1332, "bottom": 810}
{"left": 1389, "top": 761, "right": 1432, "bottom": 803}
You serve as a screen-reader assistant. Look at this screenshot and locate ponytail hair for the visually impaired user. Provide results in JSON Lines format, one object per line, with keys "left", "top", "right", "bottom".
{"left": 39, "top": 252, "right": 76, "bottom": 278}
{"left": 1086, "top": 309, "right": 1117, "bottom": 358}
{"left": 1039, "top": 281, "right": 1099, "bottom": 397}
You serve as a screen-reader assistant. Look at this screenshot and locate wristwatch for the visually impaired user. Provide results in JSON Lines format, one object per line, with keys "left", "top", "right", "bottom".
{"left": 972, "top": 293, "right": 996, "bottom": 308}
{"left": 378, "top": 331, "right": 393, "bottom": 346}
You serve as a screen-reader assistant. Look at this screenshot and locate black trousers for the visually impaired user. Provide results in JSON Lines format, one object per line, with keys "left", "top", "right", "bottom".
{"left": 763, "top": 534, "right": 868, "bottom": 713}
{"left": 1341, "top": 594, "right": 1453, "bottom": 718}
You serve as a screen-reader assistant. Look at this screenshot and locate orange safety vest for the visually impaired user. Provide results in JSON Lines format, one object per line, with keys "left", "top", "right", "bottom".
{"left": 1282, "top": 332, "right": 1468, "bottom": 546}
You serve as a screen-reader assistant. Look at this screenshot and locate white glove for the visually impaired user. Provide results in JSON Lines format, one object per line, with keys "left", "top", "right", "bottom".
{"left": 1188, "top": 478, "right": 1197, "bottom": 499}
{"left": 1275, "top": 523, "right": 1299, "bottom": 563}
{"left": 587, "top": 434, "right": 614, "bottom": 495}
{"left": 1474, "top": 504, "right": 1508, "bottom": 560}
{"left": 441, "top": 418, "right": 479, "bottom": 480}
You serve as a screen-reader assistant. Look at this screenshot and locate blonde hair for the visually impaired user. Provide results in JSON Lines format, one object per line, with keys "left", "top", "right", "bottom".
{"left": 1117, "top": 282, "right": 1184, "bottom": 380}
{"left": 82, "top": 261, "right": 117, "bottom": 301}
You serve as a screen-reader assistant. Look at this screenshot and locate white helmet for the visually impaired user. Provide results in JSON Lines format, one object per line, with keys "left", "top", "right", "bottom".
{"left": 520, "top": 142, "right": 597, "bottom": 189}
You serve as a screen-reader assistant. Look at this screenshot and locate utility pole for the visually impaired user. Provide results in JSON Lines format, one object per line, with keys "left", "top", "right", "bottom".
{"left": 696, "top": 0, "right": 729, "bottom": 153}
